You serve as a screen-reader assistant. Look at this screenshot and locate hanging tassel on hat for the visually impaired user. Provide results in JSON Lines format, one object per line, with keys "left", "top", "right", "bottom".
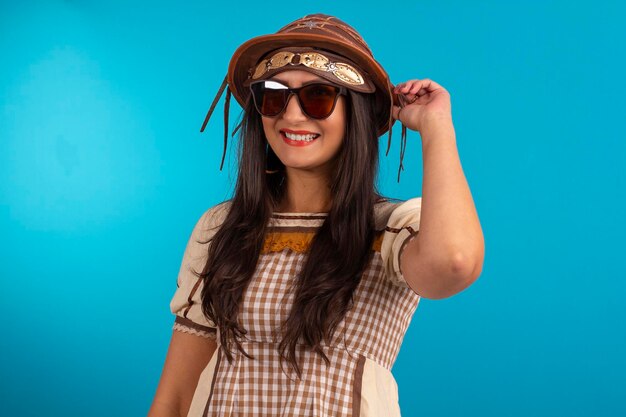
{"left": 221, "top": 86, "right": 231, "bottom": 171}
{"left": 398, "top": 123, "right": 407, "bottom": 183}
{"left": 386, "top": 100, "right": 393, "bottom": 158}
{"left": 200, "top": 75, "right": 228, "bottom": 133}
{"left": 386, "top": 96, "right": 408, "bottom": 183}
{"left": 200, "top": 75, "right": 249, "bottom": 172}
{"left": 200, "top": 75, "right": 232, "bottom": 171}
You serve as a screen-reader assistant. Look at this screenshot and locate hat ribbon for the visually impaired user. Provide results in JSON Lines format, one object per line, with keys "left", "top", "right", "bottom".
{"left": 250, "top": 51, "right": 366, "bottom": 87}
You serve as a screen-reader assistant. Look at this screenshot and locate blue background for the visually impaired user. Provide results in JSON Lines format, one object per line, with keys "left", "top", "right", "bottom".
{"left": 1, "top": 1, "right": 625, "bottom": 416}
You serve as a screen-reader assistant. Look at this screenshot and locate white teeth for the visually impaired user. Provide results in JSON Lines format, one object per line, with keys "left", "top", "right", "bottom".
{"left": 284, "top": 132, "right": 319, "bottom": 141}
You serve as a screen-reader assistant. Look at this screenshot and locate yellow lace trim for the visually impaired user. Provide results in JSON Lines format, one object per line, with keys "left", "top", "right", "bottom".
{"left": 373, "top": 234, "right": 382, "bottom": 252}
{"left": 262, "top": 231, "right": 384, "bottom": 254}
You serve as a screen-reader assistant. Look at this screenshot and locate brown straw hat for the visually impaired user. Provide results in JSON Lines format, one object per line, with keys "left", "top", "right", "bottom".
{"left": 200, "top": 13, "right": 410, "bottom": 182}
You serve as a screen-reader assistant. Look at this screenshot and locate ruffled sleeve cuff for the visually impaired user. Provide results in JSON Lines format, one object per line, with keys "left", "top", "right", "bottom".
{"left": 380, "top": 197, "right": 422, "bottom": 291}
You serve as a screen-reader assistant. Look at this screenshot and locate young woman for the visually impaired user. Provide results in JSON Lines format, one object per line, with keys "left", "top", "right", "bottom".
{"left": 148, "top": 13, "right": 484, "bottom": 417}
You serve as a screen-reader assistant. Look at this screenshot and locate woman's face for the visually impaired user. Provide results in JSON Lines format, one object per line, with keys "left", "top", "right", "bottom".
{"left": 260, "top": 70, "right": 346, "bottom": 177}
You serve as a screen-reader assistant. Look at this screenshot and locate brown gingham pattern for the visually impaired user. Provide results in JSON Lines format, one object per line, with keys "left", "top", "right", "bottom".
{"left": 205, "top": 342, "right": 363, "bottom": 416}
{"left": 170, "top": 198, "right": 422, "bottom": 417}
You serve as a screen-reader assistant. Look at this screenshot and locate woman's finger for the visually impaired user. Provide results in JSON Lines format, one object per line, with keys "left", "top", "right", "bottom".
{"left": 418, "top": 79, "right": 441, "bottom": 92}
{"left": 395, "top": 79, "right": 420, "bottom": 93}
{"left": 408, "top": 80, "right": 430, "bottom": 94}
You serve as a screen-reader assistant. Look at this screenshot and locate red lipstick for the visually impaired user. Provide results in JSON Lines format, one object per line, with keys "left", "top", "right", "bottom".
{"left": 281, "top": 128, "right": 320, "bottom": 135}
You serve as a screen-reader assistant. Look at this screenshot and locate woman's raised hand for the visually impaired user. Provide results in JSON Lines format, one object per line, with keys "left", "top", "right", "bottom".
{"left": 393, "top": 78, "right": 452, "bottom": 132}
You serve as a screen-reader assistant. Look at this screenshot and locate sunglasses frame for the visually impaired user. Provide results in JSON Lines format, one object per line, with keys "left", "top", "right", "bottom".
{"left": 249, "top": 80, "right": 348, "bottom": 120}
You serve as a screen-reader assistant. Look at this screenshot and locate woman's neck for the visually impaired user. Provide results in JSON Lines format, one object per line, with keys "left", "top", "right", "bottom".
{"left": 276, "top": 170, "right": 332, "bottom": 213}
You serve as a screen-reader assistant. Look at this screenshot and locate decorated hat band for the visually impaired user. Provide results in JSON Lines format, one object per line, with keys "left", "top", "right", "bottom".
{"left": 249, "top": 50, "right": 370, "bottom": 89}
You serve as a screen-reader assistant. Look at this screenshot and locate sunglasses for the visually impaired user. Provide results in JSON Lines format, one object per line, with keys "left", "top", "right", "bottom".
{"left": 249, "top": 80, "right": 347, "bottom": 119}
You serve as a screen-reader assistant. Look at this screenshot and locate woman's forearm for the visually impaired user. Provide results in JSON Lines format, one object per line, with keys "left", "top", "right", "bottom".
{"left": 147, "top": 400, "right": 181, "bottom": 417}
{"left": 419, "top": 115, "right": 484, "bottom": 283}
{"left": 402, "top": 114, "right": 485, "bottom": 298}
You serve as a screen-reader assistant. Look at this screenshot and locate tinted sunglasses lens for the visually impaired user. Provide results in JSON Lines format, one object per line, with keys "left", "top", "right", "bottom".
{"left": 251, "top": 81, "right": 288, "bottom": 116}
{"left": 299, "top": 84, "right": 340, "bottom": 118}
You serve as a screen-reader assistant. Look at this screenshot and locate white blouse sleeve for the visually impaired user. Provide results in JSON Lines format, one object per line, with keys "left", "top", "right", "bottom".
{"left": 380, "top": 197, "right": 422, "bottom": 291}
{"left": 169, "top": 202, "right": 230, "bottom": 340}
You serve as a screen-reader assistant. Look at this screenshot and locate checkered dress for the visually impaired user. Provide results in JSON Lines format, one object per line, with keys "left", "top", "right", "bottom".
{"left": 170, "top": 197, "right": 422, "bottom": 417}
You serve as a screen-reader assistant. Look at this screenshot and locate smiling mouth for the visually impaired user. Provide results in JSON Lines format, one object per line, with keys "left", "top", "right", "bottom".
{"left": 280, "top": 130, "right": 320, "bottom": 145}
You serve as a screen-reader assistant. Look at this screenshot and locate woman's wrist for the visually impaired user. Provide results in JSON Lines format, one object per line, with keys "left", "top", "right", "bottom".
{"left": 419, "top": 113, "right": 455, "bottom": 145}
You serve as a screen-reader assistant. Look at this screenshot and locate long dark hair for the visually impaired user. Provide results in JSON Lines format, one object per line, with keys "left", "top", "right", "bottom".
{"left": 194, "top": 87, "right": 383, "bottom": 379}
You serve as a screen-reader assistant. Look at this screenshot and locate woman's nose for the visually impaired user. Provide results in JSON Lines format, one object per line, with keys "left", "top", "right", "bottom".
{"left": 281, "top": 94, "right": 308, "bottom": 121}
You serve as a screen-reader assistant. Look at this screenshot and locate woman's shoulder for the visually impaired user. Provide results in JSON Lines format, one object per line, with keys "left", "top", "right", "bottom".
{"left": 374, "top": 196, "right": 422, "bottom": 231}
{"left": 205, "top": 199, "right": 233, "bottom": 220}
{"left": 191, "top": 200, "right": 233, "bottom": 241}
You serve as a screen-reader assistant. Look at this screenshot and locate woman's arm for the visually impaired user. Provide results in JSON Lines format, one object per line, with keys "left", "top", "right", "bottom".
{"left": 148, "top": 331, "right": 218, "bottom": 417}
{"left": 393, "top": 79, "right": 485, "bottom": 299}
